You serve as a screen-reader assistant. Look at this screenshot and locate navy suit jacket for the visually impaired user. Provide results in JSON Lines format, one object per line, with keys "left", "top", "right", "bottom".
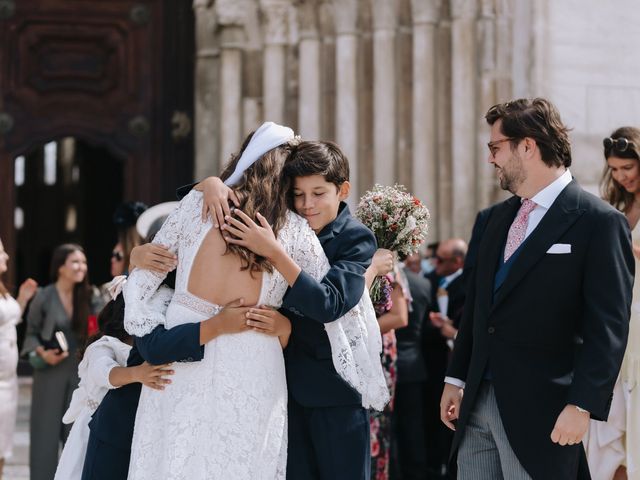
{"left": 448, "top": 180, "right": 634, "bottom": 479}
{"left": 283, "top": 202, "right": 376, "bottom": 407}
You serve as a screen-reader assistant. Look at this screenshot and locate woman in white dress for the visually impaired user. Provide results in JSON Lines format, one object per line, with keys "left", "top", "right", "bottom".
{"left": 124, "top": 122, "right": 387, "bottom": 480}
{"left": 585, "top": 126, "right": 640, "bottom": 480}
{"left": 0, "top": 237, "right": 37, "bottom": 478}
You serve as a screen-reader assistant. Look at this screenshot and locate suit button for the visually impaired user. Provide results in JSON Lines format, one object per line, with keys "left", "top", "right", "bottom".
{"left": 488, "top": 326, "right": 495, "bottom": 334}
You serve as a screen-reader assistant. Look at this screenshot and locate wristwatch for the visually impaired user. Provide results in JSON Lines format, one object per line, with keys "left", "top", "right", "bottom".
{"left": 575, "top": 405, "right": 589, "bottom": 414}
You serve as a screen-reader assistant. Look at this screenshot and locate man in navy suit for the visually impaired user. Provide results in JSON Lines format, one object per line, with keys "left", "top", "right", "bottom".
{"left": 440, "top": 98, "right": 634, "bottom": 479}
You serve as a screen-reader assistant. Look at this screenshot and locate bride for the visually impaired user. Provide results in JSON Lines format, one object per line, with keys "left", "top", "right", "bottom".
{"left": 123, "top": 122, "right": 386, "bottom": 479}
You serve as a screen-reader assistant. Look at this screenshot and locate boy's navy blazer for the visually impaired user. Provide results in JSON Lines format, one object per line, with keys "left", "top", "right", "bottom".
{"left": 282, "top": 202, "right": 377, "bottom": 407}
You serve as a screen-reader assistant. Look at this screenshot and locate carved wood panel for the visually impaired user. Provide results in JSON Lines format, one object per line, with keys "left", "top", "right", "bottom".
{"left": 0, "top": 0, "right": 194, "bottom": 287}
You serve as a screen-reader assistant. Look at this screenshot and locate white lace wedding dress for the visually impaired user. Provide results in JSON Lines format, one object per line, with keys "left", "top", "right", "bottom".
{"left": 124, "top": 191, "right": 387, "bottom": 480}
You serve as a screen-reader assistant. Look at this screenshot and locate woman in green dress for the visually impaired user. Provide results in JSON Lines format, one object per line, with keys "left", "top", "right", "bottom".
{"left": 21, "top": 244, "right": 99, "bottom": 480}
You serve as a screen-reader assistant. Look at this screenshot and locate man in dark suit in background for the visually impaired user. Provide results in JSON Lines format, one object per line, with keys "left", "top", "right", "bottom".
{"left": 422, "top": 238, "right": 467, "bottom": 479}
{"left": 394, "top": 265, "right": 433, "bottom": 480}
{"left": 440, "top": 98, "right": 634, "bottom": 479}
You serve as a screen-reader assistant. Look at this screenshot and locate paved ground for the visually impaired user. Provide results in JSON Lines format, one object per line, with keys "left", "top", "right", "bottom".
{"left": 5, "top": 376, "right": 30, "bottom": 480}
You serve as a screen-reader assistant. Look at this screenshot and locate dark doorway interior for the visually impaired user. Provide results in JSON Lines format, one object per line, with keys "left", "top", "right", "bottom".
{"left": 16, "top": 138, "right": 123, "bottom": 286}
{"left": 14, "top": 138, "right": 123, "bottom": 348}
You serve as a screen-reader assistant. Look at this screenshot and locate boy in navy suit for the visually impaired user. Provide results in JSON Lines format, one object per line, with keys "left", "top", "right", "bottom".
{"left": 138, "top": 141, "right": 391, "bottom": 479}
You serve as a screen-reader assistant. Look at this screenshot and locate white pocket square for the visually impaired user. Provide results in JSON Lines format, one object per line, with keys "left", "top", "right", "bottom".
{"left": 546, "top": 243, "right": 571, "bottom": 254}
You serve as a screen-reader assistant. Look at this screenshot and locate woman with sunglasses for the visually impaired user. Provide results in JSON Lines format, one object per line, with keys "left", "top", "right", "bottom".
{"left": 585, "top": 127, "right": 640, "bottom": 480}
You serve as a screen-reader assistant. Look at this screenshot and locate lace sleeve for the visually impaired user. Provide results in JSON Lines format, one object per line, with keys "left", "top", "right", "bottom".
{"left": 287, "top": 213, "right": 330, "bottom": 281}
{"left": 324, "top": 290, "right": 389, "bottom": 411}
{"left": 124, "top": 203, "right": 181, "bottom": 337}
{"left": 285, "top": 213, "right": 389, "bottom": 410}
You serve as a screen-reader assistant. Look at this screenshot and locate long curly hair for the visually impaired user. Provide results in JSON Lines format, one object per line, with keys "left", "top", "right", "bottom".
{"left": 601, "top": 126, "right": 640, "bottom": 213}
{"left": 219, "top": 131, "right": 298, "bottom": 273}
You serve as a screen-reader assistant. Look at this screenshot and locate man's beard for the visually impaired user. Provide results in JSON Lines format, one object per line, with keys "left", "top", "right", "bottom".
{"left": 498, "top": 153, "right": 526, "bottom": 194}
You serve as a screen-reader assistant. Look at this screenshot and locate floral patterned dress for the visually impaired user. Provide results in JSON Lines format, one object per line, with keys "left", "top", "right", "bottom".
{"left": 370, "top": 274, "right": 399, "bottom": 480}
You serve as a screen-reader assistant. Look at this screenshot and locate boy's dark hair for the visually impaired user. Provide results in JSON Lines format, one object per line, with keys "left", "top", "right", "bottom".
{"left": 485, "top": 98, "right": 572, "bottom": 168}
{"left": 283, "top": 140, "right": 350, "bottom": 189}
{"left": 78, "top": 293, "right": 130, "bottom": 359}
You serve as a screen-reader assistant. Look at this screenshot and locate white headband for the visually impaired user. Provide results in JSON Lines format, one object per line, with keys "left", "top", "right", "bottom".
{"left": 224, "top": 121, "right": 295, "bottom": 187}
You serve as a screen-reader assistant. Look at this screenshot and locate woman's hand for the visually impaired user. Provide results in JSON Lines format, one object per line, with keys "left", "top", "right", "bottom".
{"left": 36, "top": 346, "right": 68, "bottom": 366}
{"left": 365, "top": 249, "right": 395, "bottom": 289}
{"left": 216, "top": 298, "right": 252, "bottom": 335}
{"left": 17, "top": 278, "right": 38, "bottom": 311}
{"left": 246, "top": 307, "right": 291, "bottom": 337}
{"left": 222, "top": 210, "right": 281, "bottom": 259}
{"left": 134, "top": 362, "right": 174, "bottom": 390}
{"left": 198, "top": 177, "right": 240, "bottom": 227}
{"left": 130, "top": 244, "right": 177, "bottom": 274}
{"left": 371, "top": 248, "right": 394, "bottom": 276}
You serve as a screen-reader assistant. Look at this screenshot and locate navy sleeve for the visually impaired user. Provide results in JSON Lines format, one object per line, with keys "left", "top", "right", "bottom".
{"left": 176, "top": 182, "right": 198, "bottom": 200}
{"left": 281, "top": 225, "right": 376, "bottom": 323}
{"left": 135, "top": 323, "right": 204, "bottom": 365}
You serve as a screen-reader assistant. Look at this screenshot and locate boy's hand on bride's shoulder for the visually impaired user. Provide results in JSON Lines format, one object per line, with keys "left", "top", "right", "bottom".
{"left": 222, "top": 210, "right": 280, "bottom": 259}
{"left": 199, "top": 176, "right": 240, "bottom": 228}
{"left": 130, "top": 244, "right": 177, "bottom": 274}
{"left": 246, "top": 306, "right": 291, "bottom": 337}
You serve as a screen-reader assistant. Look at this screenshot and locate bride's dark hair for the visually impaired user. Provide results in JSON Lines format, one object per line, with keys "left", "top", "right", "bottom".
{"left": 219, "top": 130, "right": 296, "bottom": 273}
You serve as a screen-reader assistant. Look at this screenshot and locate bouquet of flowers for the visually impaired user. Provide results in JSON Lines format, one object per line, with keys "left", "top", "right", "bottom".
{"left": 355, "top": 184, "right": 430, "bottom": 305}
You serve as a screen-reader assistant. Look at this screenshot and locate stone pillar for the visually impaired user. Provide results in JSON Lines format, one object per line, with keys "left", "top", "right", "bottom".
{"left": 193, "top": 0, "right": 220, "bottom": 178}
{"left": 411, "top": 0, "right": 441, "bottom": 240}
{"left": 436, "top": 8, "right": 453, "bottom": 240}
{"left": 261, "top": 0, "right": 290, "bottom": 124}
{"left": 297, "top": 0, "right": 321, "bottom": 139}
{"left": 333, "top": 0, "right": 359, "bottom": 200}
{"left": 216, "top": 1, "right": 246, "bottom": 164}
{"left": 450, "top": 0, "right": 478, "bottom": 238}
{"left": 372, "top": 0, "right": 397, "bottom": 186}
{"left": 476, "top": 0, "right": 496, "bottom": 210}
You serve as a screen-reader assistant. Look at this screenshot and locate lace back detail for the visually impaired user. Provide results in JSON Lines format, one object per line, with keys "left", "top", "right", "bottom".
{"left": 173, "top": 292, "right": 222, "bottom": 318}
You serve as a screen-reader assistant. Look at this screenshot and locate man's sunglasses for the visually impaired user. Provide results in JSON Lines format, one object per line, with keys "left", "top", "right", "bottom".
{"left": 603, "top": 137, "right": 634, "bottom": 153}
{"left": 111, "top": 251, "right": 124, "bottom": 261}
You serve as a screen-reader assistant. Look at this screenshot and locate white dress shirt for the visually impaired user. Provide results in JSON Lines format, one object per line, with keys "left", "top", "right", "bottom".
{"left": 444, "top": 169, "right": 573, "bottom": 389}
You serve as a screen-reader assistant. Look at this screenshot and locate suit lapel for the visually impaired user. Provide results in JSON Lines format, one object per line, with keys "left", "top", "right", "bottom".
{"left": 491, "top": 180, "right": 585, "bottom": 310}
{"left": 475, "top": 196, "right": 521, "bottom": 317}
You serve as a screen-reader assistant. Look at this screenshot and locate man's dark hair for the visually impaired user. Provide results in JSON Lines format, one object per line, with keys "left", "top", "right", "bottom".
{"left": 485, "top": 98, "right": 572, "bottom": 168}
{"left": 283, "top": 141, "right": 350, "bottom": 189}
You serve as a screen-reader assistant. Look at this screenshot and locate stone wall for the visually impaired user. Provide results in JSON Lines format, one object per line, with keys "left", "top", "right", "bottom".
{"left": 192, "top": 0, "right": 640, "bottom": 241}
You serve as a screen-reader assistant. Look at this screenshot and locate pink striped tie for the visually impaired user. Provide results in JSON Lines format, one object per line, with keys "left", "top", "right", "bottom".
{"left": 504, "top": 199, "right": 537, "bottom": 261}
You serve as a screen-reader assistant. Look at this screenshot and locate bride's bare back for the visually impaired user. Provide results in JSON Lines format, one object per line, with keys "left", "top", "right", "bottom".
{"left": 187, "top": 226, "right": 262, "bottom": 307}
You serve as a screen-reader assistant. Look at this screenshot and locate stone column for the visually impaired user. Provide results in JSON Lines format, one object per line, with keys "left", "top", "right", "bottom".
{"left": 193, "top": 0, "right": 220, "bottom": 178}
{"left": 297, "top": 0, "right": 321, "bottom": 139}
{"left": 333, "top": 0, "right": 359, "bottom": 200}
{"left": 476, "top": 0, "right": 496, "bottom": 210}
{"left": 216, "top": 0, "right": 246, "bottom": 164}
{"left": 261, "top": 0, "right": 290, "bottom": 124}
{"left": 411, "top": 0, "right": 441, "bottom": 240}
{"left": 450, "top": 0, "right": 478, "bottom": 238}
{"left": 436, "top": 10, "right": 453, "bottom": 239}
{"left": 372, "top": 0, "right": 397, "bottom": 186}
